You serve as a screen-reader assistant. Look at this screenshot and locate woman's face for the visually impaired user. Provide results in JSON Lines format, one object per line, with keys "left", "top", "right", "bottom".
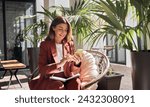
{"left": 53, "top": 23, "right": 68, "bottom": 43}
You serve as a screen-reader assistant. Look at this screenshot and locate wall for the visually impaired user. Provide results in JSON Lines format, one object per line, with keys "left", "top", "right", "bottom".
{"left": 36, "top": 0, "right": 44, "bottom": 21}
{"left": 126, "top": 50, "right": 132, "bottom": 67}
{"left": 48, "top": 0, "right": 70, "bottom": 8}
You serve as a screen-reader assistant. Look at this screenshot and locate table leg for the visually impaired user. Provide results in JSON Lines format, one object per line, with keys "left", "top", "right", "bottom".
{"left": 7, "top": 70, "right": 13, "bottom": 89}
{"left": 14, "top": 69, "right": 22, "bottom": 88}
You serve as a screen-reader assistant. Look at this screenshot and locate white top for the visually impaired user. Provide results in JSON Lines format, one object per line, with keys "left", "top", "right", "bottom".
{"left": 55, "top": 43, "right": 64, "bottom": 71}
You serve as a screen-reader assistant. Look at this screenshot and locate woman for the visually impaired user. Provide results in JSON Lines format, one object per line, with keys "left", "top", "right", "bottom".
{"left": 30, "top": 16, "right": 81, "bottom": 90}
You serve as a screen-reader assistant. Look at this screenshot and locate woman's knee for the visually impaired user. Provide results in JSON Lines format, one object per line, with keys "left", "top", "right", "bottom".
{"left": 45, "top": 80, "right": 65, "bottom": 90}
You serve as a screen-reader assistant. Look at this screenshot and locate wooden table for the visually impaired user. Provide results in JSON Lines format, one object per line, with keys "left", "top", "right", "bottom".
{"left": 0, "top": 60, "right": 26, "bottom": 89}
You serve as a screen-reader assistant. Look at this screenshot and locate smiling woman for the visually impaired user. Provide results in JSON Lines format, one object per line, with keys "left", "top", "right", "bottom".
{"left": 52, "top": 23, "right": 68, "bottom": 44}
{"left": 29, "top": 16, "right": 82, "bottom": 90}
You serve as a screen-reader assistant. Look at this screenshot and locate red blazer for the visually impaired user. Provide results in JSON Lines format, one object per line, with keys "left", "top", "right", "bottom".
{"left": 29, "top": 40, "right": 81, "bottom": 90}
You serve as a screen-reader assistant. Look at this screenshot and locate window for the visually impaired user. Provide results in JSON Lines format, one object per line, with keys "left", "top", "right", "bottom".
{"left": 107, "top": 36, "right": 126, "bottom": 64}
{"left": 0, "top": 0, "right": 35, "bottom": 65}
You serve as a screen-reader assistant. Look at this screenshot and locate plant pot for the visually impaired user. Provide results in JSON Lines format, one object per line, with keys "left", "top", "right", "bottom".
{"left": 97, "top": 72, "right": 124, "bottom": 90}
{"left": 13, "top": 47, "right": 22, "bottom": 62}
{"left": 131, "top": 51, "right": 150, "bottom": 90}
{"left": 28, "top": 47, "right": 39, "bottom": 73}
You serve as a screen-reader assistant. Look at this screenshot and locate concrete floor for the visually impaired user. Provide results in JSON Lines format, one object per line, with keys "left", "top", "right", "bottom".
{"left": 0, "top": 63, "right": 133, "bottom": 90}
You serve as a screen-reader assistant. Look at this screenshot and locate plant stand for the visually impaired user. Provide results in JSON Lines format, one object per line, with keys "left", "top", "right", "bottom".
{"left": 97, "top": 72, "right": 124, "bottom": 90}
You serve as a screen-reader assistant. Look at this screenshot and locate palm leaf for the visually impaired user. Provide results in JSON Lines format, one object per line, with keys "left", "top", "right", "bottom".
{"left": 37, "top": 6, "right": 58, "bottom": 20}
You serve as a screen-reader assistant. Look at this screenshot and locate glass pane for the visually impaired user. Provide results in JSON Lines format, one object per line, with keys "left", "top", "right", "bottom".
{"left": 5, "top": 1, "right": 34, "bottom": 64}
{"left": 107, "top": 35, "right": 115, "bottom": 62}
{"left": 117, "top": 47, "right": 126, "bottom": 63}
{"left": 0, "top": 1, "right": 4, "bottom": 60}
{"left": 107, "top": 35, "right": 126, "bottom": 64}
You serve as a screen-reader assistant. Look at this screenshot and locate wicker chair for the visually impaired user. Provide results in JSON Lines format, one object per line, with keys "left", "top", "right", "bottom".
{"left": 81, "top": 50, "right": 110, "bottom": 90}
{"left": 28, "top": 50, "right": 110, "bottom": 90}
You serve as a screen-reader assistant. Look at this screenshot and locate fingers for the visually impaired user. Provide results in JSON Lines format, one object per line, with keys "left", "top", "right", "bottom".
{"left": 64, "top": 54, "right": 74, "bottom": 62}
{"left": 73, "top": 54, "right": 81, "bottom": 65}
{"left": 64, "top": 54, "right": 82, "bottom": 65}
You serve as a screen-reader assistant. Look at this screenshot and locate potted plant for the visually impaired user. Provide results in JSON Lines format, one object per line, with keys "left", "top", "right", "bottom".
{"left": 97, "top": 67, "right": 124, "bottom": 90}
{"left": 90, "top": 0, "right": 150, "bottom": 89}
{"left": 13, "top": 30, "right": 24, "bottom": 62}
{"left": 23, "top": 19, "right": 48, "bottom": 72}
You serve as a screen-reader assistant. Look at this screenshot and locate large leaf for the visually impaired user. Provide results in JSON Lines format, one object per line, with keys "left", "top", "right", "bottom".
{"left": 37, "top": 6, "right": 58, "bottom": 20}
{"left": 100, "top": 0, "right": 124, "bottom": 31}
{"left": 23, "top": 19, "right": 48, "bottom": 47}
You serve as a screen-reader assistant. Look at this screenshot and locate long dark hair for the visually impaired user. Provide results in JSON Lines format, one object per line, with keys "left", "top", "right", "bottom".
{"left": 45, "top": 16, "right": 73, "bottom": 42}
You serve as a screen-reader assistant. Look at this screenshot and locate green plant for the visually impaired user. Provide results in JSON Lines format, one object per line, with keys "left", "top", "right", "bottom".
{"left": 23, "top": 19, "right": 48, "bottom": 47}
{"left": 37, "top": 6, "right": 58, "bottom": 21}
{"left": 15, "top": 30, "right": 24, "bottom": 47}
{"left": 38, "top": 0, "right": 96, "bottom": 46}
{"left": 130, "top": 0, "right": 150, "bottom": 51}
{"left": 90, "top": 0, "right": 150, "bottom": 51}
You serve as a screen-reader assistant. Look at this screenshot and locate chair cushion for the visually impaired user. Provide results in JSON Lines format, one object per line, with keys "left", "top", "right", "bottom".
{"left": 80, "top": 51, "right": 99, "bottom": 90}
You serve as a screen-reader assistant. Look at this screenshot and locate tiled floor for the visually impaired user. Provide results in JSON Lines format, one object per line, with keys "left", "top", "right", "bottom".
{"left": 0, "top": 70, "right": 30, "bottom": 90}
{"left": 111, "top": 63, "right": 132, "bottom": 90}
{"left": 0, "top": 64, "right": 133, "bottom": 90}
